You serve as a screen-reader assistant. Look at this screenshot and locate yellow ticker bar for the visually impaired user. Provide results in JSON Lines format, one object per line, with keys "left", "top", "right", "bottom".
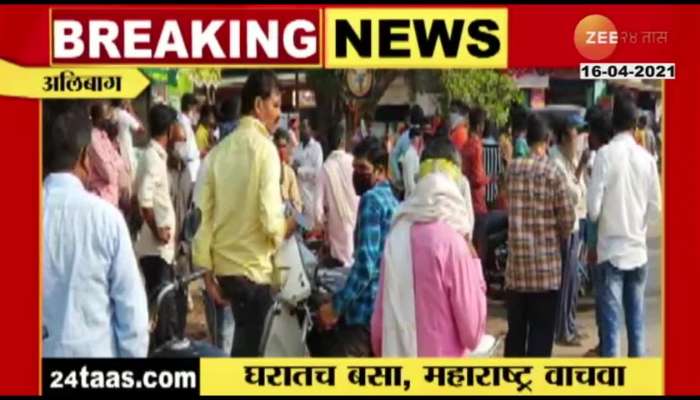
{"left": 200, "top": 357, "right": 663, "bottom": 396}
{"left": 325, "top": 8, "right": 508, "bottom": 69}
{"left": 0, "top": 59, "right": 150, "bottom": 99}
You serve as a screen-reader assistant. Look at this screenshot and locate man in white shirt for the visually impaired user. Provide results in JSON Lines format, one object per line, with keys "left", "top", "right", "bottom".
{"left": 314, "top": 124, "right": 359, "bottom": 267}
{"left": 293, "top": 120, "right": 324, "bottom": 225}
{"left": 111, "top": 99, "right": 144, "bottom": 187}
{"left": 401, "top": 127, "right": 423, "bottom": 199}
{"left": 177, "top": 93, "right": 202, "bottom": 183}
{"left": 43, "top": 106, "right": 148, "bottom": 358}
{"left": 134, "top": 103, "right": 187, "bottom": 350}
{"left": 587, "top": 93, "right": 662, "bottom": 357}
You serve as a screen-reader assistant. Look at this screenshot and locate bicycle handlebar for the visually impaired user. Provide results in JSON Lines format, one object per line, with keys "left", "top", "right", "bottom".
{"left": 151, "top": 270, "right": 207, "bottom": 320}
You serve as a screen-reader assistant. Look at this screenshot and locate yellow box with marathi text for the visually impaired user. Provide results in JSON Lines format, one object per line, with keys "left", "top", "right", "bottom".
{"left": 200, "top": 357, "right": 663, "bottom": 396}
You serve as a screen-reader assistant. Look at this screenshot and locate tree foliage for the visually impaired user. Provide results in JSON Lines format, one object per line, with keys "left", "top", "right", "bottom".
{"left": 440, "top": 70, "right": 524, "bottom": 126}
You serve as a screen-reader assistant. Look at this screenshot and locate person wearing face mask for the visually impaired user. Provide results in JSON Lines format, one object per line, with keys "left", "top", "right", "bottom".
{"left": 274, "top": 128, "right": 303, "bottom": 214}
{"left": 503, "top": 113, "right": 575, "bottom": 357}
{"left": 195, "top": 104, "right": 219, "bottom": 157}
{"left": 312, "top": 136, "right": 399, "bottom": 357}
{"left": 193, "top": 71, "right": 297, "bottom": 357}
{"left": 549, "top": 114, "right": 590, "bottom": 347}
{"left": 449, "top": 100, "right": 469, "bottom": 152}
{"left": 167, "top": 122, "right": 195, "bottom": 306}
{"left": 177, "top": 93, "right": 203, "bottom": 184}
{"left": 134, "top": 104, "right": 186, "bottom": 350}
{"left": 86, "top": 100, "right": 128, "bottom": 208}
{"left": 292, "top": 118, "right": 324, "bottom": 225}
{"left": 43, "top": 106, "right": 148, "bottom": 357}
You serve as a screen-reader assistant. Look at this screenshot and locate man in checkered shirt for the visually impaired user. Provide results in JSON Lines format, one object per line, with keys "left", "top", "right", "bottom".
{"left": 313, "top": 136, "right": 399, "bottom": 357}
{"left": 504, "top": 113, "right": 576, "bottom": 357}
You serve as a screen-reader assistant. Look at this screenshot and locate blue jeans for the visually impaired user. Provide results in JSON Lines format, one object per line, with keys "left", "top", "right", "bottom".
{"left": 597, "top": 261, "right": 647, "bottom": 357}
{"left": 591, "top": 264, "right": 604, "bottom": 347}
{"left": 202, "top": 289, "right": 235, "bottom": 356}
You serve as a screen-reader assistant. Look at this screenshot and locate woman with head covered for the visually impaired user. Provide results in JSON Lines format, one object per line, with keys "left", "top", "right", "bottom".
{"left": 371, "top": 136, "right": 487, "bottom": 357}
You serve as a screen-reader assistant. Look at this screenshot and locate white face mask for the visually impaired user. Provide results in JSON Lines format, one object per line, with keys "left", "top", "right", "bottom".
{"left": 174, "top": 141, "right": 189, "bottom": 161}
{"left": 449, "top": 112, "right": 464, "bottom": 130}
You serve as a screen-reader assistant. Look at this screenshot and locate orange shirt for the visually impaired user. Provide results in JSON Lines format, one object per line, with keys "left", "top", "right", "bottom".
{"left": 450, "top": 124, "right": 469, "bottom": 152}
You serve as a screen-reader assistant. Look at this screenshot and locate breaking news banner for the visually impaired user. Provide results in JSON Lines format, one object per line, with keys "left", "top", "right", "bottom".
{"left": 4, "top": 1, "right": 700, "bottom": 397}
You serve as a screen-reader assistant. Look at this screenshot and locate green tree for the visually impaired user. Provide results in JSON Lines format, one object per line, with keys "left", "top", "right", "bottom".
{"left": 440, "top": 70, "right": 524, "bottom": 127}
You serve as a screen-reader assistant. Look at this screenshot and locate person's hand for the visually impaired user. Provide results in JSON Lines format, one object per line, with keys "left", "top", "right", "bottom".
{"left": 285, "top": 216, "right": 298, "bottom": 239}
{"left": 205, "top": 273, "right": 230, "bottom": 307}
{"left": 318, "top": 302, "right": 338, "bottom": 330}
{"left": 579, "top": 149, "right": 591, "bottom": 167}
{"left": 157, "top": 227, "right": 172, "bottom": 244}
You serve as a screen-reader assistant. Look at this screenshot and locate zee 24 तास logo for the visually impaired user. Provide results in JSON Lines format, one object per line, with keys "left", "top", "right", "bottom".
{"left": 574, "top": 14, "right": 669, "bottom": 61}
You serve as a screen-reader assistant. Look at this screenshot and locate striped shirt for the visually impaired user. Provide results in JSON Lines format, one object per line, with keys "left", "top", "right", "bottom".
{"left": 505, "top": 154, "right": 576, "bottom": 292}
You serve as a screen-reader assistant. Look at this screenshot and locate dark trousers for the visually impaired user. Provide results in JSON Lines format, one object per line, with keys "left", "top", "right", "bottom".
{"left": 140, "top": 256, "right": 186, "bottom": 351}
{"left": 306, "top": 323, "right": 372, "bottom": 357}
{"left": 218, "top": 276, "right": 274, "bottom": 357}
{"left": 505, "top": 290, "right": 559, "bottom": 357}
{"left": 474, "top": 210, "right": 508, "bottom": 265}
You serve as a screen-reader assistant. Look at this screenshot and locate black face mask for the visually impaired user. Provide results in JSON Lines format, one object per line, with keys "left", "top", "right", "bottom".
{"left": 353, "top": 171, "right": 374, "bottom": 196}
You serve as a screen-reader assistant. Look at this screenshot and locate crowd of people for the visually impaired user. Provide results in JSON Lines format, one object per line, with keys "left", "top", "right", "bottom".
{"left": 42, "top": 70, "right": 661, "bottom": 360}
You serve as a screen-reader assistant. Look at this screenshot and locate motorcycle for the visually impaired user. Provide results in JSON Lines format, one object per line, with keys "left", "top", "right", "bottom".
{"left": 148, "top": 269, "right": 228, "bottom": 358}
{"left": 482, "top": 212, "right": 509, "bottom": 297}
{"left": 259, "top": 226, "right": 499, "bottom": 358}
{"left": 483, "top": 217, "right": 595, "bottom": 300}
{"left": 486, "top": 226, "right": 509, "bottom": 296}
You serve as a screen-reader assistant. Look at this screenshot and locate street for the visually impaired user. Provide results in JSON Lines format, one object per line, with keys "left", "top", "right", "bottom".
{"left": 185, "top": 233, "right": 664, "bottom": 358}
{"left": 486, "top": 232, "right": 662, "bottom": 357}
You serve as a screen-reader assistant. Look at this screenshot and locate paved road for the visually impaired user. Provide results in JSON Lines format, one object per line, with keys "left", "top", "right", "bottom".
{"left": 486, "top": 232, "right": 662, "bottom": 357}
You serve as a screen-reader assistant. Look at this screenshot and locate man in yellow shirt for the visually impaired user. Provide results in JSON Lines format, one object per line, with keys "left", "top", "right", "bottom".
{"left": 193, "top": 71, "right": 296, "bottom": 356}
{"left": 195, "top": 104, "right": 218, "bottom": 157}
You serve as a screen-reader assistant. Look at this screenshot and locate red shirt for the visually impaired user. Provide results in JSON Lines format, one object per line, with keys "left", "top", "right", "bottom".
{"left": 461, "top": 135, "right": 490, "bottom": 215}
